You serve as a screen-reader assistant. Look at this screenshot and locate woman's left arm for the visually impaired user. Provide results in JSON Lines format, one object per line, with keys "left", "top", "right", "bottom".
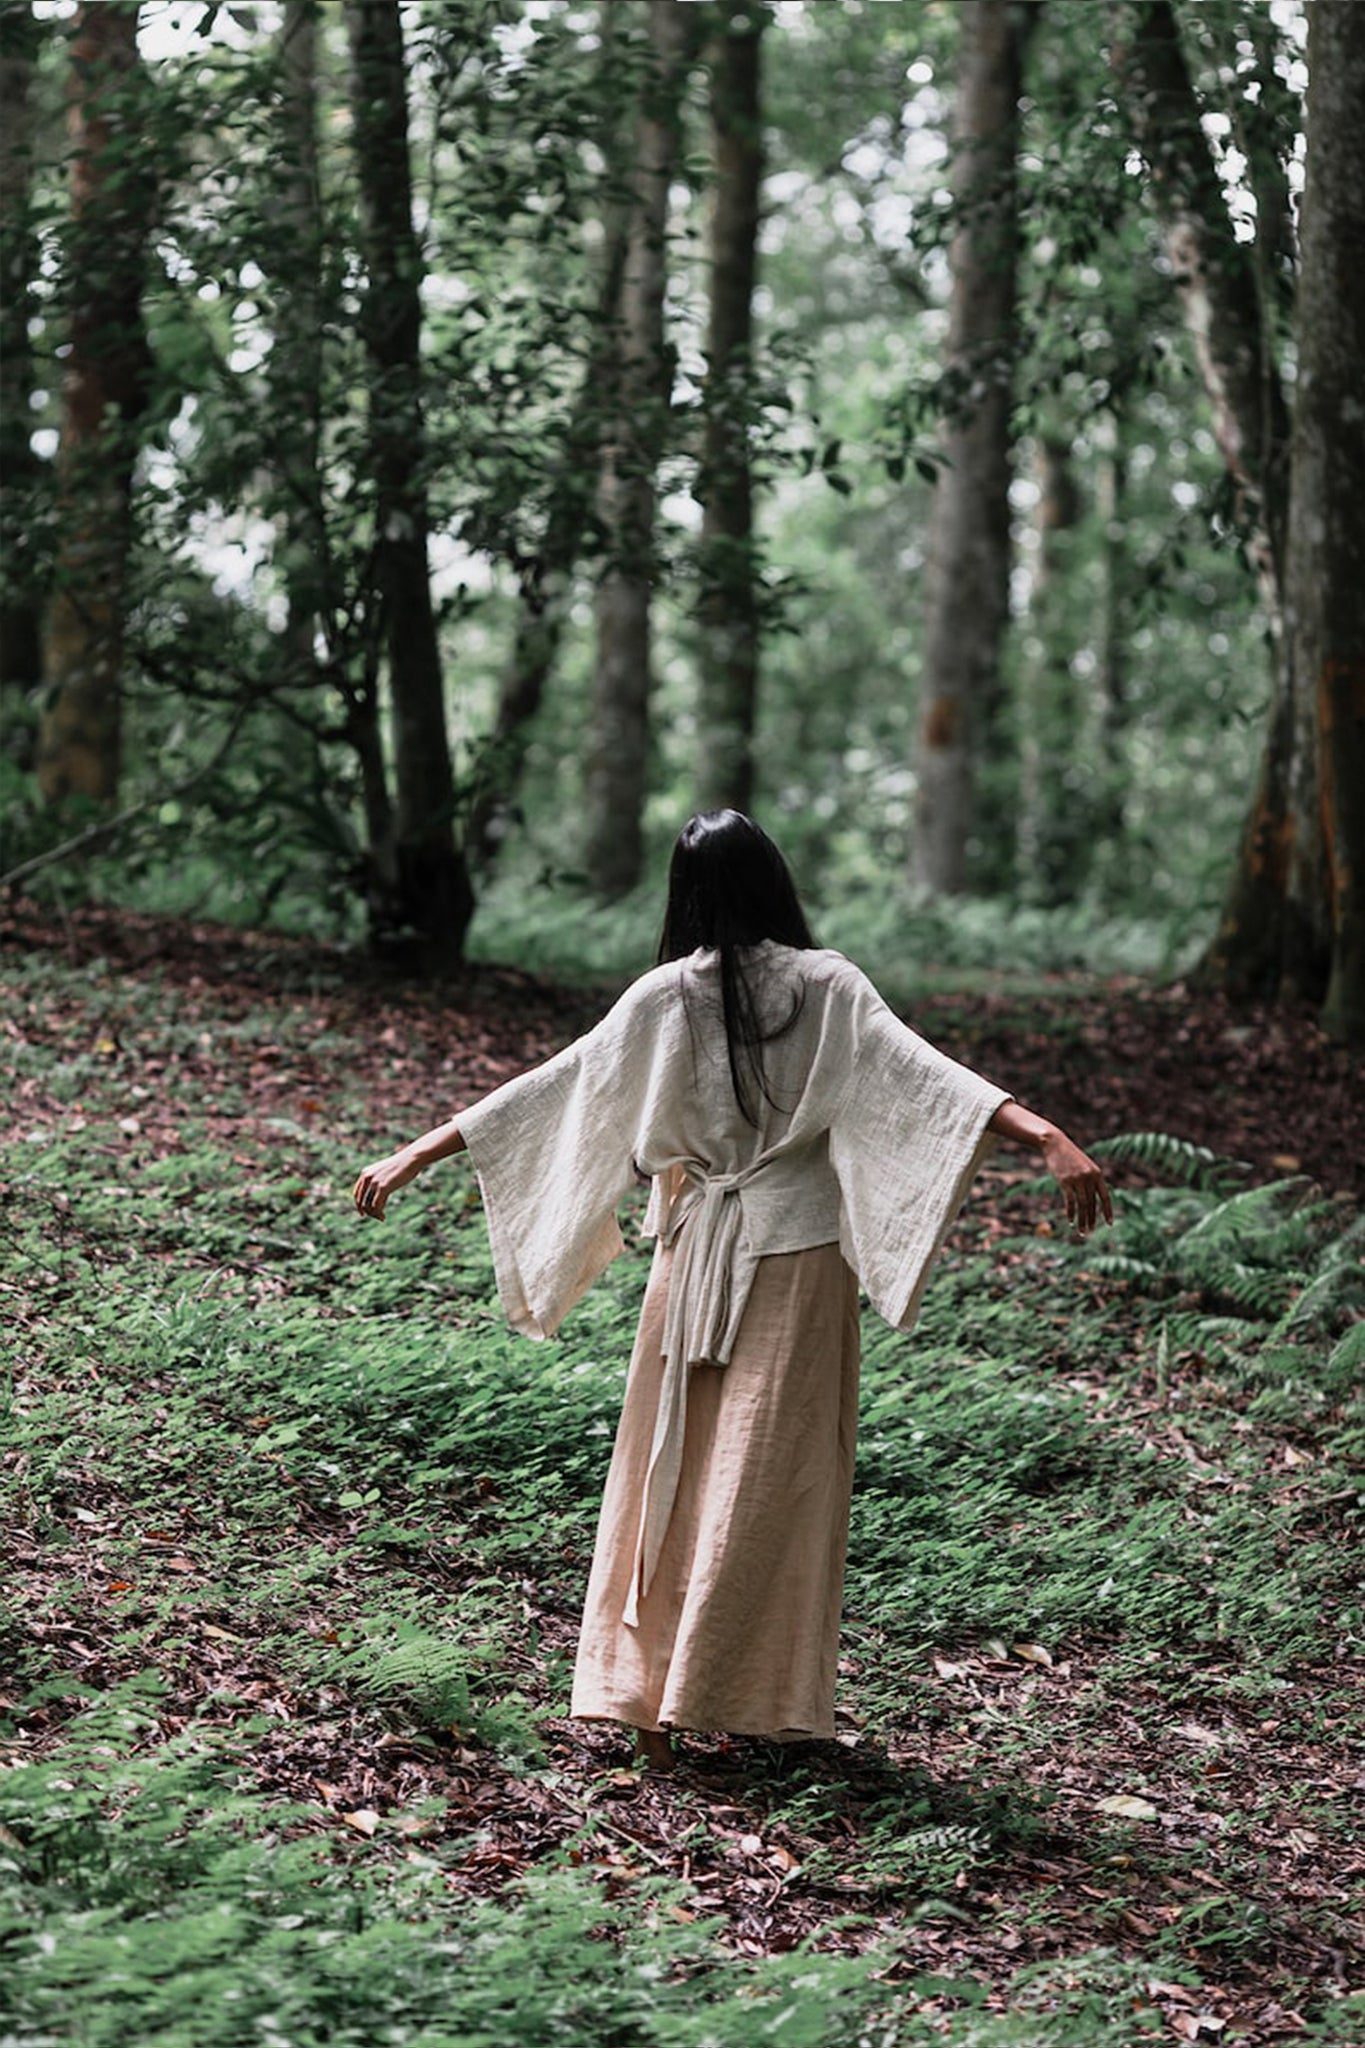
{"left": 987, "top": 1099, "right": 1113, "bottom": 1236}
{"left": 353, "top": 1115, "right": 468, "bottom": 1221}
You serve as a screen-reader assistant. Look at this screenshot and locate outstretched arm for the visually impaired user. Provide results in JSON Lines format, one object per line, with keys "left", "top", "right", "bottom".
{"left": 353, "top": 1115, "right": 467, "bottom": 1221}
{"left": 987, "top": 1099, "right": 1113, "bottom": 1235}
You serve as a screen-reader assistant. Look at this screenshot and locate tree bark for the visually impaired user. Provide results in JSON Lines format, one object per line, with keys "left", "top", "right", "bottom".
{"left": 1095, "top": 408, "right": 1129, "bottom": 848}
{"left": 1290, "top": 1, "right": 1365, "bottom": 1043}
{"left": 345, "top": 0, "right": 472, "bottom": 965}
{"left": 694, "top": 0, "right": 765, "bottom": 817}
{"left": 274, "top": 0, "right": 328, "bottom": 691}
{"left": 37, "top": 1, "right": 153, "bottom": 806}
{"left": 583, "top": 0, "right": 695, "bottom": 900}
{"left": 910, "top": 0, "right": 1035, "bottom": 897}
{"left": 1111, "top": 0, "right": 1307, "bottom": 997}
{"left": 0, "top": 2, "right": 44, "bottom": 756}
{"left": 467, "top": 199, "right": 631, "bottom": 872}
{"left": 1016, "top": 435, "right": 1082, "bottom": 903}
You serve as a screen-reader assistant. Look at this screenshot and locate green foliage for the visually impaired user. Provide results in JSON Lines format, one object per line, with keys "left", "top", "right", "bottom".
{"left": 0, "top": 1687, "right": 889, "bottom": 2048}
{"left": 3, "top": 890, "right": 1359, "bottom": 2033}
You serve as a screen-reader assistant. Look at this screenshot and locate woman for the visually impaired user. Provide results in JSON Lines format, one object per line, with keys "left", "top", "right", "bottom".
{"left": 353, "top": 812, "right": 1111, "bottom": 1769}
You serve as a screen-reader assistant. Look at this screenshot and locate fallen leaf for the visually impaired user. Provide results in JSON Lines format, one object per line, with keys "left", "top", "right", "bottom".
{"left": 933, "top": 1656, "right": 968, "bottom": 1680}
{"left": 1147, "top": 1980, "right": 1198, "bottom": 2004}
{"left": 1096, "top": 1794, "right": 1159, "bottom": 1821}
{"left": 342, "top": 1808, "right": 380, "bottom": 1836}
{"left": 1012, "top": 1641, "right": 1053, "bottom": 1666}
{"left": 738, "top": 1833, "right": 763, "bottom": 1856}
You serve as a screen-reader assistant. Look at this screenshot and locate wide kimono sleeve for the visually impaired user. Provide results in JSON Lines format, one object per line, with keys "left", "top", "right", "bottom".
{"left": 827, "top": 969, "right": 1011, "bottom": 1335}
{"left": 455, "top": 978, "right": 664, "bottom": 1343}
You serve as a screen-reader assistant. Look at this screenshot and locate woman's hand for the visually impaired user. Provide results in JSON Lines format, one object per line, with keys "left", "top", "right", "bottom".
{"left": 353, "top": 1150, "right": 421, "bottom": 1221}
{"left": 1040, "top": 1130, "right": 1113, "bottom": 1236}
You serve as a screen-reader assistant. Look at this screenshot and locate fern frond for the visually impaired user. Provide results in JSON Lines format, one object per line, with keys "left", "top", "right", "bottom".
{"left": 1181, "top": 1178, "right": 1314, "bottom": 1244}
{"left": 360, "top": 1635, "right": 472, "bottom": 1729}
{"left": 1091, "top": 1131, "right": 1241, "bottom": 1190}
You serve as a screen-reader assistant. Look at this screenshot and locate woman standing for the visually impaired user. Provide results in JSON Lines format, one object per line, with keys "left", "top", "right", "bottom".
{"left": 353, "top": 812, "right": 1111, "bottom": 1768}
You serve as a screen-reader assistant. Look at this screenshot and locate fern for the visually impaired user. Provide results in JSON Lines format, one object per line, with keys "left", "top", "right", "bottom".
{"left": 1091, "top": 1130, "right": 1241, "bottom": 1190}
{"left": 359, "top": 1631, "right": 474, "bottom": 1732}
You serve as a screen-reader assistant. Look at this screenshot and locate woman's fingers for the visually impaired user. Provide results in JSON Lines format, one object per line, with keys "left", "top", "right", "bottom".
{"left": 353, "top": 1165, "right": 388, "bottom": 1219}
{"left": 1062, "top": 1166, "right": 1113, "bottom": 1235}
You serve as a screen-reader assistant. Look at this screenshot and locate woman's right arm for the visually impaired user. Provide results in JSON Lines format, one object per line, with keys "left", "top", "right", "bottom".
{"left": 353, "top": 1115, "right": 467, "bottom": 1221}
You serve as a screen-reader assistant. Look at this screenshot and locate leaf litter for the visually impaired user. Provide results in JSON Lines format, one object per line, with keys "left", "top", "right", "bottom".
{"left": 1, "top": 897, "right": 1362, "bottom": 2045}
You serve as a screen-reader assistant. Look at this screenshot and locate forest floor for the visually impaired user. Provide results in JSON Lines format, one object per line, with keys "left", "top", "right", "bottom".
{"left": 2, "top": 898, "right": 1362, "bottom": 2048}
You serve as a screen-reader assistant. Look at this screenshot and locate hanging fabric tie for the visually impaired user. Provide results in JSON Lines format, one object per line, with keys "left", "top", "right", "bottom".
{"left": 623, "top": 1162, "right": 763, "bottom": 1626}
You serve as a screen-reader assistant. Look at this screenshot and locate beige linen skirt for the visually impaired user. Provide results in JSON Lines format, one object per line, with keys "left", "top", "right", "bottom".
{"left": 570, "top": 1239, "right": 861, "bottom": 1738}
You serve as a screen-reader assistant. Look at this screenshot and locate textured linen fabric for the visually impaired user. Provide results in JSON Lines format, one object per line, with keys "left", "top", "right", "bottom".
{"left": 570, "top": 1240, "right": 861, "bottom": 1736}
{"left": 456, "top": 944, "right": 1009, "bottom": 1704}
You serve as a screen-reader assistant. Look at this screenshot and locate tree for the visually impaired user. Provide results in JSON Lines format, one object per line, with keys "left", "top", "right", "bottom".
{"left": 1289, "top": 0, "right": 1365, "bottom": 1043}
{"left": 0, "top": 1, "right": 44, "bottom": 758}
{"left": 1111, "top": 0, "right": 1300, "bottom": 998}
{"left": 911, "top": 0, "right": 1037, "bottom": 897}
{"left": 583, "top": 0, "right": 697, "bottom": 900}
{"left": 273, "top": 0, "right": 326, "bottom": 694}
{"left": 37, "top": 0, "right": 153, "bottom": 805}
{"left": 694, "top": 0, "right": 767, "bottom": 816}
{"left": 344, "top": 0, "right": 471, "bottom": 965}
{"left": 1015, "top": 435, "right": 1082, "bottom": 901}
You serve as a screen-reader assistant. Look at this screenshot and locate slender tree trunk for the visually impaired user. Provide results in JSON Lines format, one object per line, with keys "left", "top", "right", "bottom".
{"left": 1112, "top": 0, "right": 1306, "bottom": 998}
{"left": 1016, "top": 436, "right": 1081, "bottom": 902}
{"left": 37, "top": 1, "right": 153, "bottom": 805}
{"left": 275, "top": 0, "right": 327, "bottom": 689}
{"left": 694, "top": 0, "right": 765, "bottom": 817}
{"left": 583, "top": 0, "right": 695, "bottom": 900}
{"left": 0, "top": 2, "right": 43, "bottom": 759}
{"left": 345, "top": 0, "right": 472, "bottom": 966}
{"left": 468, "top": 205, "right": 631, "bottom": 872}
{"left": 910, "top": 0, "right": 1035, "bottom": 897}
{"left": 1095, "top": 408, "right": 1129, "bottom": 847}
{"left": 1291, "top": 2, "right": 1365, "bottom": 1043}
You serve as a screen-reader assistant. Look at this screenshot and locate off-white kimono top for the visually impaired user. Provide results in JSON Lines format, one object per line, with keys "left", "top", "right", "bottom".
{"left": 457, "top": 943, "right": 1009, "bottom": 1622}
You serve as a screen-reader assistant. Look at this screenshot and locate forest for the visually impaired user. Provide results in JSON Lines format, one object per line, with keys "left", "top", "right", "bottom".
{"left": 1, "top": 2, "right": 1363, "bottom": 2045}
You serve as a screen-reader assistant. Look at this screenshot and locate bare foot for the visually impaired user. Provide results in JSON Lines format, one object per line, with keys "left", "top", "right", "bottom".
{"left": 633, "top": 1726, "right": 675, "bottom": 1772}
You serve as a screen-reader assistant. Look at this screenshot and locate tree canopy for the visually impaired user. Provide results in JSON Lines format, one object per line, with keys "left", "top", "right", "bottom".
{"left": 1, "top": 0, "right": 1360, "bottom": 1038}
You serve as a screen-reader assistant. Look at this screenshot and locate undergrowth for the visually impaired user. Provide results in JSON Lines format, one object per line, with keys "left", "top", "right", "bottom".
{"left": 1, "top": 947, "right": 1362, "bottom": 2046}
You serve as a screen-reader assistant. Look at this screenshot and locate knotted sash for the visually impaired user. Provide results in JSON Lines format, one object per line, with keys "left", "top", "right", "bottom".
{"left": 622, "top": 1161, "right": 765, "bottom": 1627}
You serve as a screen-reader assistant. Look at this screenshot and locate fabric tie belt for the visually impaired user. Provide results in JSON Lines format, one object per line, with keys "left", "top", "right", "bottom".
{"left": 622, "top": 1161, "right": 763, "bottom": 1627}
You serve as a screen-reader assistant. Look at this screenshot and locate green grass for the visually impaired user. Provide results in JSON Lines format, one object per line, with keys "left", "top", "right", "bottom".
{"left": 1, "top": 948, "right": 1362, "bottom": 2045}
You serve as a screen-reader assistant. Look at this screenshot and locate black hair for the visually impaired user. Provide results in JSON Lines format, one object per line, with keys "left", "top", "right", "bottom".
{"left": 657, "top": 810, "right": 816, "bottom": 1124}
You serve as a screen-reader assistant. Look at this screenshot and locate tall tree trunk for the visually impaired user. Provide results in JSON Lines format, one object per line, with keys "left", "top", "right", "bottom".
{"left": 1292, "top": 2, "right": 1365, "bottom": 1044}
{"left": 583, "top": 0, "right": 695, "bottom": 900}
{"left": 37, "top": 1, "right": 153, "bottom": 805}
{"left": 0, "top": 1, "right": 44, "bottom": 761}
{"left": 1016, "top": 435, "right": 1082, "bottom": 903}
{"left": 468, "top": 209, "right": 630, "bottom": 873}
{"left": 1095, "top": 408, "right": 1129, "bottom": 848}
{"left": 1112, "top": 0, "right": 1305, "bottom": 997}
{"left": 694, "top": 0, "right": 765, "bottom": 817}
{"left": 345, "top": 0, "right": 472, "bottom": 966}
{"left": 910, "top": 0, "right": 1035, "bottom": 897}
{"left": 275, "top": 0, "right": 328, "bottom": 690}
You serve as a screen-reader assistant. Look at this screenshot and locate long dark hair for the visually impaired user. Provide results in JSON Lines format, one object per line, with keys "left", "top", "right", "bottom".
{"left": 657, "top": 811, "right": 816, "bottom": 1124}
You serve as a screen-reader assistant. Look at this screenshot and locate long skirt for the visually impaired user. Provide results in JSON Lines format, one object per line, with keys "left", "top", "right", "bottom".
{"left": 570, "top": 1240, "right": 861, "bottom": 1738}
